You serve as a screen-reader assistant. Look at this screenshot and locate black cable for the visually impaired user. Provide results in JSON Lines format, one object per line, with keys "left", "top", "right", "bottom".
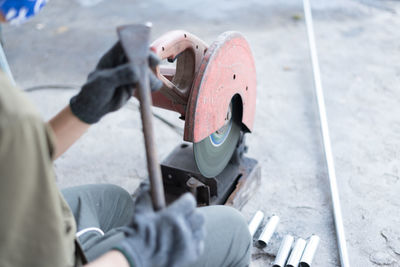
{"left": 152, "top": 112, "right": 184, "bottom": 136}
{"left": 126, "top": 102, "right": 183, "bottom": 136}
{"left": 24, "top": 84, "right": 79, "bottom": 92}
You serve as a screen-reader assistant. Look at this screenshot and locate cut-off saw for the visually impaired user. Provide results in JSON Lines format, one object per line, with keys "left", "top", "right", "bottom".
{"left": 144, "top": 30, "right": 260, "bottom": 209}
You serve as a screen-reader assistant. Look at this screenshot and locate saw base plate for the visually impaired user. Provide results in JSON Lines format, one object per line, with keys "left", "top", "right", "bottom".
{"left": 161, "top": 141, "right": 261, "bottom": 209}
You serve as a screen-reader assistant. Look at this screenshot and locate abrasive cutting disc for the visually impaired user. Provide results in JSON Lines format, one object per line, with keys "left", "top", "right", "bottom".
{"left": 194, "top": 104, "right": 241, "bottom": 178}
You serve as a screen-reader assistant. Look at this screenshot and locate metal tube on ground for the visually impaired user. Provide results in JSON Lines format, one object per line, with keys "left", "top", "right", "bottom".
{"left": 256, "top": 215, "right": 280, "bottom": 248}
{"left": 302, "top": 1, "right": 350, "bottom": 266}
{"left": 285, "top": 238, "right": 306, "bottom": 267}
{"left": 272, "top": 235, "right": 294, "bottom": 267}
{"left": 248, "top": 210, "right": 264, "bottom": 238}
{"left": 299, "top": 235, "right": 320, "bottom": 267}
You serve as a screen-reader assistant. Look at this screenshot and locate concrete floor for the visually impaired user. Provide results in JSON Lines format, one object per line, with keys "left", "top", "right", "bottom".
{"left": 3, "top": 0, "right": 400, "bottom": 266}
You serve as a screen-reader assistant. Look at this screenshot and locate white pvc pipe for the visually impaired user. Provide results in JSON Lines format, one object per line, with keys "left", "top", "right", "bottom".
{"left": 273, "top": 235, "right": 294, "bottom": 267}
{"left": 248, "top": 210, "right": 264, "bottom": 237}
{"left": 256, "top": 215, "right": 280, "bottom": 248}
{"left": 302, "top": 1, "right": 350, "bottom": 266}
{"left": 286, "top": 238, "right": 306, "bottom": 267}
{"left": 300, "top": 235, "right": 320, "bottom": 267}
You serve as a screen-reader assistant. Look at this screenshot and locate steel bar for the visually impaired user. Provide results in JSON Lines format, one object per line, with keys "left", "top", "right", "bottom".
{"left": 300, "top": 235, "right": 320, "bottom": 267}
{"left": 0, "top": 44, "right": 16, "bottom": 86}
{"left": 248, "top": 210, "right": 264, "bottom": 238}
{"left": 273, "top": 235, "right": 294, "bottom": 267}
{"left": 302, "top": 0, "right": 350, "bottom": 266}
{"left": 117, "top": 24, "right": 166, "bottom": 211}
{"left": 256, "top": 215, "right": 280, "bottom": 248}
{"left": 285, "top": 238, "right": 306, "bottom": 267}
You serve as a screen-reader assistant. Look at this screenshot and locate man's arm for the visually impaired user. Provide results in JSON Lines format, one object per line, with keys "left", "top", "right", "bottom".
{"left": 48, "top": 42, "right": 162, "bottom": 159}
{"left": 84, "top": 250, "right": 129, "bottom": 267}
{"left": 48, "top": 106, "right": 90, "bottom": 159}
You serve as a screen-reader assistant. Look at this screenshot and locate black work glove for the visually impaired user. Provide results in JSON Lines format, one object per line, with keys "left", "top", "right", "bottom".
{"left": 114, "top": 193, "right": 205, "bottom": 267}
{"left": 70, "top": 42, "right": 163, "bottom": 124}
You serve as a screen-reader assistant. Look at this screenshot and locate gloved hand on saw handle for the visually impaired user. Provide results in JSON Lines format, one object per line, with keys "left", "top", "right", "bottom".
{"left": 70, "top": 41, "right": 163, "bottom": 124}
{"left": 114, "top": 191, "right": 205, "bottom": 267}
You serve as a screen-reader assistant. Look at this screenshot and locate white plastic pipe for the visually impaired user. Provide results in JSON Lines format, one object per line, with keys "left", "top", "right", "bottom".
{"left": 302, "top": 1, "right": 350, "bottom": 266}
{"left": 256, "top": 215, "right": 280, "bottom": 248}
{"left": 300, "top": 235, "right": 320, "bottom": 267}
{"left": 273, "top": 235, "right": 294, "bottom": 267}
{"left": 248, "top": 210, "right": 264, "bottom": 237}
{"left": 285, "top": 238, "right": 306, "bottom": 267}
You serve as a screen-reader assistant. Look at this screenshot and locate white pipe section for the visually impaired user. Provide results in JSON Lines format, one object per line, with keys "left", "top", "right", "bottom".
{"left": 248, "top": 210, "right": 264, "bottom": 237}
{"left": 256, "top": 215, "right": 280, "bottom": 248}
{"left": 300, "top": 235, "right": 320, "bottom": 267}
{"left": 285, "top": 238, "right": 306, "bottom": 267}
{"left": 273, "top": 235, "right": 294, "bottom": 267}
{"left": 302, "top": 1, "right": 350, "bottom": 266}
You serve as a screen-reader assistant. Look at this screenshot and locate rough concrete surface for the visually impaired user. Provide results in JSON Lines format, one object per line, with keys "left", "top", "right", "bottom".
{"left": 3, "top": 0, "right": 400, "bottom": 266}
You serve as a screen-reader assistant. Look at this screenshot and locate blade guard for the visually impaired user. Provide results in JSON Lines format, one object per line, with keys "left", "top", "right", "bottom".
{"left": 185, "top": 31, "right": 256, "bottom": 143}
{"left": 151, "top": 31, "right": 256, "bottom": 143}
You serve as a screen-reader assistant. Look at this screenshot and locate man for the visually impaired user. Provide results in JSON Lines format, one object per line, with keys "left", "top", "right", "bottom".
{"left": 0, "top": 1, "right": 251, "bottom": 266}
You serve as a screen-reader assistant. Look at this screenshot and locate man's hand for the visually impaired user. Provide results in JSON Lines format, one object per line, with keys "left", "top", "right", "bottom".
{"left": 70, "top": 42, "right": 162, "bottom": 124}
{"left": 114, "top": 193, "right": 205, "bottom": 267}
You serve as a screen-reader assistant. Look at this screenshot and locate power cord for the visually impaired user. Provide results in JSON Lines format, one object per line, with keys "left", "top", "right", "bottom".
{"left": 23, "top": 84, "right": 79, "bottom": 92}
{"left": 24, "top": 84, "right": 184, "bottom": 136}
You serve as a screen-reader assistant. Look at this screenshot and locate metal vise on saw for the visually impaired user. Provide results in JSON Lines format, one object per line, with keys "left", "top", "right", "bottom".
{"left": 144, "top": 30, "right": 260, "bottom": 209}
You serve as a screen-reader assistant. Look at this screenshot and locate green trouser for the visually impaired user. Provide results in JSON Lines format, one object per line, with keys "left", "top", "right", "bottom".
{"left": 62, "top": 184, "right": 251, "bottom": 267}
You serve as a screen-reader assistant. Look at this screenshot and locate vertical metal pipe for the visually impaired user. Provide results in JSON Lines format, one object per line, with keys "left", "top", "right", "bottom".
{"left": 0, "top": 44, "right": 16, "bottom": 86}
{"left": 273, "top": 235, "right": 294, "bottom": 267}
{"left": 248, "top": 210, "right": 264, "bottom": 237}
{"left": 117, "top": 24, "right": 166, "bottom": 211}
{"left": 300, "top": 235, "right": 320, "bottom": 267}
{"left": 256, "top": 215, "right": 280, "bottom": 248}
{"left": 285, "top": 238, "right": 306, "bottom": 267}
{"left": 302, "top": 1, "right": 350, "bottom": 266}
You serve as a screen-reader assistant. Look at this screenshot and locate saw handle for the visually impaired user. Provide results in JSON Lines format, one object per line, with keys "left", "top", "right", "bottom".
{"left": 150, "top": 30, "right": 208, "bottom": 104}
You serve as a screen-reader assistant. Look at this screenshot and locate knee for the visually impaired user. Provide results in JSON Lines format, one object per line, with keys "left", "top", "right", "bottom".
{"left": 63, "top": 183, "right": 131, "bottom": 200}
{"left": 79, "top": 183, "right": 133, "bottom": 205}
{"left": 101, "top": 184, "right": 132, "bottom": 201}
{"left": 199, "top": 206, "right": 251, "bottom": 266}
{"left": 100, "top": 184, "right": 134, "bottom": 215}
{"left": 201, "top": 205, "right": 251, "bottom": 246}
{"left": 67, "top": 183, "right": 134, "bottom": 221}
{"left": 218, "top": 206, "right": 251, "bottom": 243}
{"left": 202, "top": 205, "right": 250, "bottom": 234}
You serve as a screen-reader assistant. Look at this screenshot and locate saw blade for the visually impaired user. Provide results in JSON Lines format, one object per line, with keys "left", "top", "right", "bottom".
{"left": 193, "top": 104, "right": 241, "bottom": 177}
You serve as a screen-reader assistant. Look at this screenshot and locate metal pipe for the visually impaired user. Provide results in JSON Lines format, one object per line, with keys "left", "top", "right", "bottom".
{"left": 0, "top": 44, "right": 16, "bottom": 86}
{"left": 302, "top": 1, "right": 350, "bottom": 266}
{"left": 285, "top": 238, "right": 306, "bottom": 267}
{"left": 273, "top": 235, "right": 294, "bottom": 267}
{"left": 117, "top": 24, "right": 166, "bottom": 211}
{"left": 256, "top": 215, "right": 280, "bottom": 248}
{"left": 248, "top": 210, "right": 264, "bottom": 238}
{"left": 299, "top": 235, "right": 320, "bottom": 267}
